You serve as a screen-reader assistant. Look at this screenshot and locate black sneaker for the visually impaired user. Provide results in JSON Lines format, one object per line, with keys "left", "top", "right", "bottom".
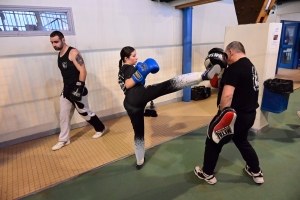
{"left": 194, "top": 166, "right": 217, "bottom": 185}
{"left": 245, "top": 165, "right": 264, "bottom": 184}
{"left": 136, "top": 158, "right": 145, "bottom": 170}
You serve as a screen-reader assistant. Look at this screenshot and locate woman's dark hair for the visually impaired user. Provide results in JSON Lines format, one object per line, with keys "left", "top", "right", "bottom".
{"left": 119, "top": 46, "right": 135, "bottom": 69}
{"left": 50, "top": 31, "right": 65, "bottom": 40}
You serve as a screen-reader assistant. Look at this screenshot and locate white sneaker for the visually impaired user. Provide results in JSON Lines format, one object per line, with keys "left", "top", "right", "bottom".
{"left": 93, "top": 126, "right": 108, "bottom": 139}
{"left": 201, "top": 64, "right": 222, "bottom": 80}
{"left": 52, "top": 140, "right": 70, "bottom": 151}
{"left": 297, "top": 111, "right": 300, "bottom": 118}
{"left": 245, "top": 165, "right": 264, "bottom": 184}
{"left": 194, "top": 166, "right": 217, "bottom": 185}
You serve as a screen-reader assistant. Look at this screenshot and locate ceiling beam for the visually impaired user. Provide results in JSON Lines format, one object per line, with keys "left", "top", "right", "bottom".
{"left": 256, "top": 0, "right": 276, "bottom": 23}
{"left": 234, "top": 0, "right": 276, "bottom": 24}
{"left": 175, "top": 0, "right": 220, "bottom": 9}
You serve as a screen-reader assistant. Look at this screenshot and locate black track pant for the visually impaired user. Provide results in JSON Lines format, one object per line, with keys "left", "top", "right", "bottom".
{"left": 202, "top": 110, "right": 261, "bottom": 175}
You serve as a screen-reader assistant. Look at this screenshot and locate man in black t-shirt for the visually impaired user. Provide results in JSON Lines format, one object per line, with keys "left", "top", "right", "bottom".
{"left": 194, "top": 41, "right": 264, "bottom": 185}
{"left": 50, "top": 31, "right": 107, "bottom": 151}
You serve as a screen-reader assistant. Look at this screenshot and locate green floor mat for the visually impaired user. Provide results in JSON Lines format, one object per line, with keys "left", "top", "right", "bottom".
{"left": 22, "top": 90, "right": 300, "bottom": 200}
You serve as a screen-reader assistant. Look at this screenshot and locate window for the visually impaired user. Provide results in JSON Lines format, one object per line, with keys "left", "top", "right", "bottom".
{"left": 0, "top": 5, "right": 75, "bottom": 37}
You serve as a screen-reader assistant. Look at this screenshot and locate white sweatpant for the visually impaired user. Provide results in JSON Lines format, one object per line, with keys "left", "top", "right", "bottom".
{"left": 58, "top": 94, "right": 96, "bottom": 142}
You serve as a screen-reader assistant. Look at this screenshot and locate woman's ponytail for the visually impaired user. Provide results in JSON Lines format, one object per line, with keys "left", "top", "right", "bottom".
{"left": 119, "top": 59, "right": 123, "bottom": 69}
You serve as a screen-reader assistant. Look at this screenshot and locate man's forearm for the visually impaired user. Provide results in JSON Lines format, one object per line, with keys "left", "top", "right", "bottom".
{"left": 220, "top": 96, "right": 232, "bottom": 110}
{"left": 78, "top": 70, "right": 87, "bottom": 82}
{"left": 219, "top": 85, "right": 235, "bottom": 111}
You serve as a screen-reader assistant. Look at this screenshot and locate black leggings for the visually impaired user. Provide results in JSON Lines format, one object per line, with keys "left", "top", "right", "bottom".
{"left": 123, "top": 72, "right": 202, "bottom": 162}
{"left": 202, "top": 110, "right": 261, "bottom": 175}
{"left": 124, "top": 79, "right": 177, "bottom": 137}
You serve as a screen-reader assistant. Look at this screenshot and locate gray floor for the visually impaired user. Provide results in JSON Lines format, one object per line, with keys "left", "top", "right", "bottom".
{"left": 22, "top": 89, "right": 300, "bottom": 200}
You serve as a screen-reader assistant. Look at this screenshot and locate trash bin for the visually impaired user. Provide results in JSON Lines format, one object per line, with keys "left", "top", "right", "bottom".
{"left": 261, "top": 78, "right": 293, "bottom": 113}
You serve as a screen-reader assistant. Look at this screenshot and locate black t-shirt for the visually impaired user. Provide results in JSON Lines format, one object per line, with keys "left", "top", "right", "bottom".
{"left": 118, "top": 64, "right": 144, "bottom": 95}
{"left": 217, "top": 57, "right": 259, "bottom": 112}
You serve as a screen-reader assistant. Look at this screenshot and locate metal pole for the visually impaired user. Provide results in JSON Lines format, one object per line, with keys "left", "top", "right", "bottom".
{"left": 182, "top": 7, "right": 193, "bottom": 102}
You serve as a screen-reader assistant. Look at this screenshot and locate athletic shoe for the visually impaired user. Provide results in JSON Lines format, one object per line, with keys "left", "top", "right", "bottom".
{"left": 201, "top": 64, "right": 221, "bottom": 80}
{"left": 93, "top": 126, "right": 108, "bottom": 139}
{"left": 245, "top": 165, "right": 264, "bottom": 184}
{"left": 136, "top": 157, "right": 145, "bottom": 170}
{"left": 194, "top": 166, "right": 217, "bottom": 185}
{"left": 52, "top": 140, "right": 70, "bottom": 151}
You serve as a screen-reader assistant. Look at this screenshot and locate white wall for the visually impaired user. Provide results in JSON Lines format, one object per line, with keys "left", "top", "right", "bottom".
{"left": 0, "top": 0, "right": 237, "bottom": 145}
{"left": 266, "top": 1, "right": 300, "bottom": 23}
{"left": 192, "top": 0, "right": 238, "bottom": 75}
{"left": 0, "top": 0, "right": 183, "bottom": 55}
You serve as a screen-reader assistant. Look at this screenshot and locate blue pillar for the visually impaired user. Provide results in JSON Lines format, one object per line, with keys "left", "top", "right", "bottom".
{"left": 182, "top": 7, "right": 193, "bottom": 102}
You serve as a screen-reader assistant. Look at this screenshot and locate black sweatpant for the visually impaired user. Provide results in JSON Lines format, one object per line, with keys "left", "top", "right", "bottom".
{"left": 202, "top": 110, "right": 261, "bottom": 175}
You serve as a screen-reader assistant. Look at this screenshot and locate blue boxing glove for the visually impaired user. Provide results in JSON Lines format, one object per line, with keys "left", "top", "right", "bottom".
{"left": 135, "top": 62, "right": 146, "bottom": 85}
{"left": 131, "top": 58, "right": 160, "bottom": 84}
{"left": 144, "top": 58, "right": 159, "bottom": 74}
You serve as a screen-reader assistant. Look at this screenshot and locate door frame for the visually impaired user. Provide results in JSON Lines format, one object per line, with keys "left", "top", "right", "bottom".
{"left": 276, "top": 20, "right": 300, "bottom": 73}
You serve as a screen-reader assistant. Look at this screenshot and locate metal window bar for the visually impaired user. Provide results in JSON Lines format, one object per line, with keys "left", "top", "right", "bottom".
{"left": 5, "top": 12, "right": 13, "bottom": 30}
{"left": 0, "top": 6, "right": 74, "bottom": 37}
{"left": 40, "top": 12, "right": 69, "bottom": 31}
{"left": 0, "top": 19, "right": 3, "bottom": 31}
{"left": 24, "top": 12, "right": 29, "bottom": 25}
{"left": 0, "top": 10, "right": 69, "bottom": 31}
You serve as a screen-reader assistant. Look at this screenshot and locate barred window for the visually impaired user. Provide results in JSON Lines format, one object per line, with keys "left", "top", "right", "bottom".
{"left": 0, "top": 5, "right": 75, "bottom": 37}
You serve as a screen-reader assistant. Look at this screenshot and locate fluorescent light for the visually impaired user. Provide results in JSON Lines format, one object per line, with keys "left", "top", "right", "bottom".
{"left": 265, "top": 0, "right": 272, "bottom": 10}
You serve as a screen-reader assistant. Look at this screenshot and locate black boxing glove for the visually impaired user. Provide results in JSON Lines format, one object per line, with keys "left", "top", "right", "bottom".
{"left": 204, "top": 48, "right": 228, "bottom": 69}
{"left": 70, "top": 81, "right": 85, "bottom": 101}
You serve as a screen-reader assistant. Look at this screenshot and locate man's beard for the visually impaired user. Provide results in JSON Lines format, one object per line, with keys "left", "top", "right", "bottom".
{"left": 54, "top": 45, "right": 63, "bottom": 51}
